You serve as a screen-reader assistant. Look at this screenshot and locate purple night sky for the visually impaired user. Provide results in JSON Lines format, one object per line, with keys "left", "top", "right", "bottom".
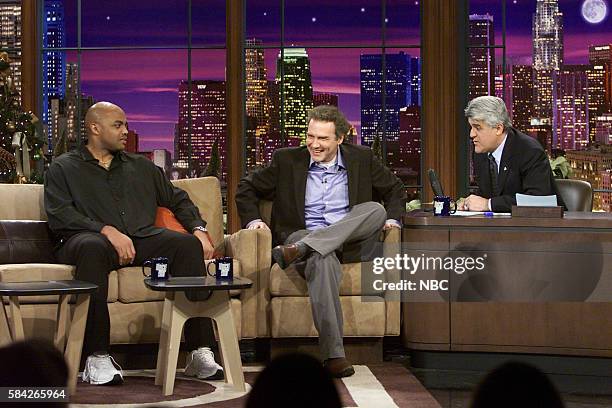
{"left": 57, "top": 0, "right": 611, "bottom": 153}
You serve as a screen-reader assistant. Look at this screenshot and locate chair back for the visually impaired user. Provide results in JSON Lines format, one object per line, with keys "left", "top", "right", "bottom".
{"left": 555, "top": 179, "right": 593, "bottom": 212}
{"left": 171, "top": 177, "right": 224, "bottom": 245}
{"left": 0, "top": 184, "right": 46, "bottom": 220}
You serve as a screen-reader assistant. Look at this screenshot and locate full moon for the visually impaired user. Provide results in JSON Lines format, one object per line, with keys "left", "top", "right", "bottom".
{"left": 581, "top": 0, "right": 608, "bottom": 24}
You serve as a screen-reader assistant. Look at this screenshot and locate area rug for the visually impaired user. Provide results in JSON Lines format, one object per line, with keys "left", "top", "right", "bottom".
{"left": 69, "top": 363, "right": 441, "bottom": 408}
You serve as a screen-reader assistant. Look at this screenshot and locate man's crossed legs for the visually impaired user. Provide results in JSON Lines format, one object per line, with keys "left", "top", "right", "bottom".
{"left": 272, "top": 202, "right": 386, "bottom": 377}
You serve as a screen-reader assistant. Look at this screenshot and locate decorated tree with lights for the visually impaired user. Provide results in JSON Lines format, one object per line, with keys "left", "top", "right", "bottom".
{"left": 0, "top": 51, "right": 46, "bottom": 183}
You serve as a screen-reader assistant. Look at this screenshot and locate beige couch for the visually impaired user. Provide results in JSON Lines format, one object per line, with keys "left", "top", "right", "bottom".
{"left": 0, "top": 177, "right": 271, "bottom": 346}
{"left": 257, "top": 202, "right": 401, "bottom": 344}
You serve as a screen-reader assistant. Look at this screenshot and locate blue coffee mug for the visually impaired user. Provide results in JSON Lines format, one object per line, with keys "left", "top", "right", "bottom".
{"left": 142, "top": 257, "right": 170, "bottom": 280}
{"left": 207, "top": 257, "right": 234, "bottom": 280}
{"left": 434, "top": 196, "right": 457, "bottom": 216}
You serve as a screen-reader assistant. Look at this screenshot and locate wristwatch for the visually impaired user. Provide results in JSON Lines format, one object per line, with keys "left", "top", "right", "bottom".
{"left": 192, "top": 226, "right": 208, "bottom": 234}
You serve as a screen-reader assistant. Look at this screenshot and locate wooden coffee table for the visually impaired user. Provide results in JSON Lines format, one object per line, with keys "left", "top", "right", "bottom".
{"left": 144, "top": 276, "right": 252, "bottom": 396}
{"left": 0, "top": 280, "right": 98, "bottom": 394}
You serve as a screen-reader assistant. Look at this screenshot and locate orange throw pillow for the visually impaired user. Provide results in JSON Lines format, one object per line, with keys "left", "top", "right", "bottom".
{"left": 154, "top": 207, "right": 219, "bottom": 257}
{"left": 155, "top": 207, "right": 188, "bottom": 233}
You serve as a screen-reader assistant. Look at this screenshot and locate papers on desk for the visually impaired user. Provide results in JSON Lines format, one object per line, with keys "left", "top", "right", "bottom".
{"left": 452, "top": 211, "right": 511, "bottom": 216}
{"left": 516, "top": 193, "right": 558, "bottom": 207}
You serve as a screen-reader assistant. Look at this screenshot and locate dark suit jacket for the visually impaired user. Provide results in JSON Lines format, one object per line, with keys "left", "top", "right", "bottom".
{"left": 236, "top": 143, "right": 406, "bottom": 262}
{"left": 473, "top": 127, "right": 565, "bottom": 212}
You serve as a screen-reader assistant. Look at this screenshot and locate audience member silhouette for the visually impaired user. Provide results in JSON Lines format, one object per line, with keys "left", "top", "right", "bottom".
{"left": 246, "top": 353, "right": 342, "bottom": 408}
{"left": 470, "top": 361, "right": 565, "bottom": 408}
{"left": 0, "top": 338, "right": 69, "bottom": 407}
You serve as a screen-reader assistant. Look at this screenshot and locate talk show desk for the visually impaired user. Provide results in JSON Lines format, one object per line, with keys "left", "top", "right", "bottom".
{"left": 401, "top": 211, "right": 612, "bottom": 358}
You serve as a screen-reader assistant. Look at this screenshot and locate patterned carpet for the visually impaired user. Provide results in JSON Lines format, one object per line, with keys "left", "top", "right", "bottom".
{"left": 69, "top": 364, "right": 441, "bottom": 407}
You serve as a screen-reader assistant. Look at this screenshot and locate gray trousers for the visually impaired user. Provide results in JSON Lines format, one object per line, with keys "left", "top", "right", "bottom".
{"left": 285, "top": 201, "right": 387, "bottom": 359}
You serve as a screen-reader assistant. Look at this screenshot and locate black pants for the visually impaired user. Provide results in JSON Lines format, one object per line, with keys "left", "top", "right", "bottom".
{"left": 55, "top": 229, "right": 216, "bottom": 356}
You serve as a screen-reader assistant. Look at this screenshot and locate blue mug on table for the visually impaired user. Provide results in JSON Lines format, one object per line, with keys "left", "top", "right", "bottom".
{"left": 142, "top": 257, "right": 170, "bottom": 280}
{"left": 434, "top": 196, "right": 457, "bottom": 216}
{"left": 207, "top": 257, "right": 234, "bottom": 280}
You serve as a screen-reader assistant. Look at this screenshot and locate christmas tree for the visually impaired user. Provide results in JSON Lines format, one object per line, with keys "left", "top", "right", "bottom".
{"left": 0, "top": 51, "right": 46, "bottom": 183}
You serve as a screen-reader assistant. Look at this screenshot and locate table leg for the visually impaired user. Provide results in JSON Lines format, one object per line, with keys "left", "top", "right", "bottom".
{"left": 64, "top": 294, "right": 90, "bottom": 395}
{"left": 208, "top": 292, "right": 245, "bottom": 392}
{"left": 163, "top": 294, "right": 188, "bottom": 396}
{"left": 155, "top": 294, "right": 174, "bottom": 386}
{"left": 0, "top": 297, "right": 11, "bottom": 346}
{"left": 8, "top": 296, "right": 24, "bottom": 340}
{"left": 54, "top": 294, "right": 69, "bottom": 351}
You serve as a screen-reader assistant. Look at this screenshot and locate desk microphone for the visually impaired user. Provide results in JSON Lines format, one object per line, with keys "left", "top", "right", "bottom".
{"left": 428, "top": 169, "right": 445, "bottom": 197}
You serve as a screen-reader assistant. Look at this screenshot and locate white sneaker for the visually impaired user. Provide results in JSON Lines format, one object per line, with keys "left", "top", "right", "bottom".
{"left": 82, "top": 353, "right": 124, "bottom": 385}
{"left": 184, "top": 347, "right": 224, "bottom": 380}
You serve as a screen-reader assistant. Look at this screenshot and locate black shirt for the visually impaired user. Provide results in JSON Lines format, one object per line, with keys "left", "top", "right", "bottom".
{"left": 44, "top": 145, "right": 206, "bottom": 240}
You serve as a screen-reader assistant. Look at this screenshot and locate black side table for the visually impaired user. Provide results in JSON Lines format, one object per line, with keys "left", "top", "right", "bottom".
{"left": 0, "top": 280, "right": 97, "bottom": 394}
{"left": 145, "top": 276, "right": 252, "bottom": 396}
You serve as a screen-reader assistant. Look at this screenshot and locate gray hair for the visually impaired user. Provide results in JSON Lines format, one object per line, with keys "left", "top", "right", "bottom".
{"left": 464, "top": 96, "right": 512, "bottom": 129}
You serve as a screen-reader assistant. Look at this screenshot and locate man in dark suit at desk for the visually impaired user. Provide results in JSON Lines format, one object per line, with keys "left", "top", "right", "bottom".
{"left": 236, "top": 105, "right": 406, "bottom": 378}
{"left": 461, "top": 96, "right": 563, "bottom": 212}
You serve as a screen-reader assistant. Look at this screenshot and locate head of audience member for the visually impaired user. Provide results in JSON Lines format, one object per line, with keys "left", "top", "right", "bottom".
{"left": 84, "top": 101, "right": 129, "bottom": 153}
{"left": 0, "top": 339, "right": 69, "bottom": 407}
{"left": 245, "top": 353, "right": 342, "bottom": 408}
{"left": 464, "top": 96, "right": 512, "bottom": 154}
{"left": 470, "top": 361, "right": 565, "bottom": 408}
{"left": 306, "top": 105, "right": 351, "bottom": 164}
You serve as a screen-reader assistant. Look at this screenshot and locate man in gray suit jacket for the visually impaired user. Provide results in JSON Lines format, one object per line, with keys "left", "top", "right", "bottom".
{"left": 236, "top": 106, "right": 406, "bottom": 377}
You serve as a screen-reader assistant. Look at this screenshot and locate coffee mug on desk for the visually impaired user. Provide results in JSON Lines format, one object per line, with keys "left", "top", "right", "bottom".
{"left": 434, "top": 196, "right": 457, "bottom": 216}
{"left": 142, "top": 257, "right": 170, "bottom": 280}
{"left": 207, "top": 257, "right": 234, "bottom": 280}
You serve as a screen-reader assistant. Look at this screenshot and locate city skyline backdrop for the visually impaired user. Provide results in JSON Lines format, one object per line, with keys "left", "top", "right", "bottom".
{"left": 46, "top": 0, "right": 612, "bottom": 152}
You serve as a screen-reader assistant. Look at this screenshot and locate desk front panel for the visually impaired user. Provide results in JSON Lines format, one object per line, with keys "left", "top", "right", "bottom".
{"left": 401, "top": 213, "right": 612, "bottom": 357}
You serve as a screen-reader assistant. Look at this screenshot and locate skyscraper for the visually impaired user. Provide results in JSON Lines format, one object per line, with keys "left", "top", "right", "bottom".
{"left": 595, "top": 114, "right": 612, "bottom": 145}
{"left": 360, "top": 52, "right": 411, "bottom": 149}
{"left": 398, "top": 106, "right": 421, "bottom": 186}
{"left": 0, "top": 1, "right": 22, "bottom": 98}
{"left": 263, "top": 80, "right": 283, "bottom": 164}
{"left": 468, "top": 14, "right": 495, "bottom": 100}
{"left": 313, "top": 93, "right": 339, "bottom": 107}
{"left": 409, "top": 57, "right": 421, "bottom": 106}
{"left": 43, "top": 0, "right": 66, "bottom": 148}
{"left": 175, "top": 81, "right": 227, "bottom": 178}
{"left": 589, "top": 44, "right": 612, "bottom": 113}
{"left": 50, "top": 62, "right": 94, "bottom": 154}
{"left": 276, "top": 48, "right": 313, "bottom": 145}
{"left": 587, "top": 64, "right": 607, "bottom": 143}
{"left": 512, "top": 65, "right": 535, "bottom": 132}
{"left": 532, "top": 0, "right": 563, "bottom": 120}
{"left": 245, "top": 39, "right": 270, "bottom": 167}
{"left": 553, "top": 65, "right": 588, "bottom": 150}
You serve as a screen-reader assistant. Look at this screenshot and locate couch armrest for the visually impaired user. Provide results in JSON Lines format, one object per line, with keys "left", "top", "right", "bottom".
{"left": 224, "top": 228, "right": 272, "bottom": 339}
{"left": 383, "top": 227, "right": 401, "bottom": 335}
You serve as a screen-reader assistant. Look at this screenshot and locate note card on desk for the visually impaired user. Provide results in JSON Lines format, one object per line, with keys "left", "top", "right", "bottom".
{"left": 516, "top": 194, "right": 558, "bottom": 207}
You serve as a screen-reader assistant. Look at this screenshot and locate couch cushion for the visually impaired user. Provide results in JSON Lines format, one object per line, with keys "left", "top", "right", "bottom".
{"left": 0, "top": 221, "right": 55, "bottom": 264}
{"left": 270, "top": 296, "right": 386, "bottom": 337}
{"left": 269, "top": 262, "right": 384, "bottom": 296}
{"left": 117, "top": 259, "right": 242, "bottom": 303}
{"left": 0, "top": 264, "right": 118, "bottom": 303}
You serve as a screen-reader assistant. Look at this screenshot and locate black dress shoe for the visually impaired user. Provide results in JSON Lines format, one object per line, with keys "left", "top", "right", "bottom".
{"left": 272, "top": 244, "right": 304, "bottom": 269}
{"left": 324, "top": 357, "right": 355, "bottom": 378}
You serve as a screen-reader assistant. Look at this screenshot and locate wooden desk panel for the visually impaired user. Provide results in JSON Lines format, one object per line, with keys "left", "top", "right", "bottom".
{"left": 401, "top": 212, "right": 612, "bottom": 357}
